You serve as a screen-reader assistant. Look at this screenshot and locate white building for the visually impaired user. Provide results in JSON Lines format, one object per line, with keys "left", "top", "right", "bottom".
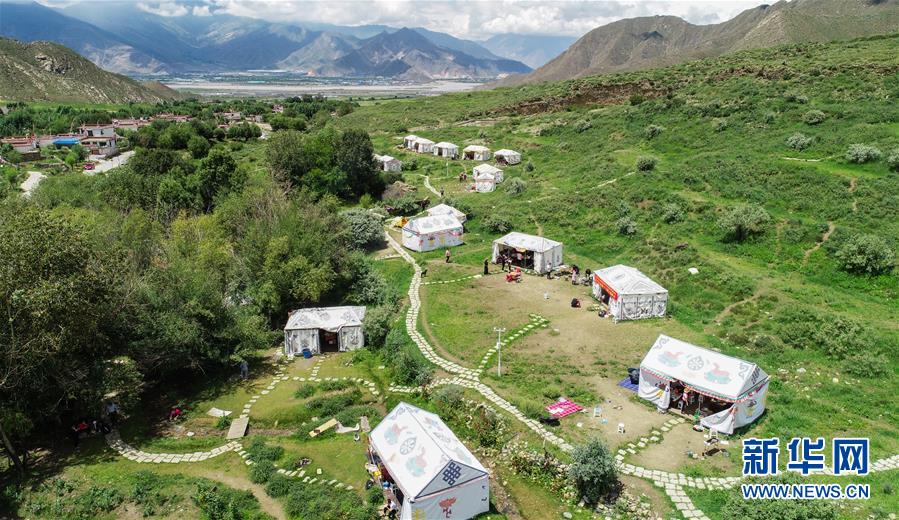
{"left": 375, "top": 154, "right": 402, "bottom": 172}
{"left": 369, "top": 402, "right": 490, "bottom": 520}
{"left": 638, "top": 335, "right": 769, "bottom": 434}
{"left": 403, "top": 135, "right": 419, "bottom": 149}
{"left": 426, "top": 203, "right": 467, "bottom": 223}
{"left": 472, "top": 164, "right": 503, "bottom": 183}
{"left": 474, "top": 170, "right": 496, "bottom": 193}
{"left": 592, "top": 264, "right": 668, "bottom": 321}
{"left": 492, "top": 232, "right": 563, "bottom": 274}
{"left": 494, "top": 149, "right": 521, "bottom": 165}
{"left": 463, "top": 145, "right": 491, "bottom": 161}
{"left": 283, "top": 306, "right": 366, "bottom": 357}
{"left": 402, "top": 214, "right": 464, "bottom": 252}
{"left": 433, "top": 142, "right": 459, "bottom": 159}
{"left": 413, "top": 137, "right": 435, "bottom": 154}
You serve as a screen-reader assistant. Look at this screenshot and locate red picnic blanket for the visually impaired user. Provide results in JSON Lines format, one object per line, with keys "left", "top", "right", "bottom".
{"left": 545, "top": 398, "right": 583, "bottom": 418}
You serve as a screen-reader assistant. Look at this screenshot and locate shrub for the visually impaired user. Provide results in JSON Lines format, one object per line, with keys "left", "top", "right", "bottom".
{"left": 722, "top": 474, "right": 836, "bottom": 520}
{"left": 265, "top": 474, "right": 291, "bottom": 498}
{"left": 835, "top": 234, "right": 895, "bottom": 274}
{"left": 505, "top": 177, "right": 527, "bottom": 195}
{"left": 483, "top": 214, "right": 513, "bottom": 234}
{"left": 802, "top": 110, "right": 826, "bottom": 125}
{"left": 75, "top": 486, "right": 123, "bottom": 514}
{"left": 763, "top": 111, "right": 777, "bottom": 124}
{"left": 285, "top": 482, "right": 375, "bottom": 520}
{"left": 384, "top": 326, "right": 408, "bottom": 355}
{"left": 569, "top": 439, "right": 618, "bottom": 504}
{"left": 215, "top": 416, "right": 232, "bottom": 430}
{"left": 712, "top": 118, "right": 728, "bottom": 132}
{"left": 469, "top": 404, "right": 506, "bottom": 448}
{"left": 362, "top": 305, "right": 393, "bottom": 349}
{"left": 644, "top": 124, "right": 664, "bottom": 139}
{"left": 661, "top": 203, "right": 684, "bottom": 224}
{"left": 845, "top": 144, "right": 882, "bottom": 164}
{"left": 308, "top": 390, "right": 363, "bottom": 417}
{"left": 786, "top": 133, "right": 812, "bottom": 151}
{"left": 886, "top": 148, "right": 899, "bottom": 172}
{"left": 629, "top": 93, "right": 645, "bottom": 105}
{"left": 319, "top": 379, "right": 354, "bottom": 392}
{"left": 843, "top": 352, "right": 888, "bottom": 378}
{"left": 401, "top": 158, "right": 418, "bottom": 171}
{"left": 524, "top": 161, "right": 535, "bottom": 172}
{"left": 717, "top": 204, "right": 771, "bottom": 242}
{"left": 249, "top": 459, "right": 276, "bottom": 484}
{"left": 574, "top": 119, "right": 592, "bottom": 133}
{"left": 247, "top": 437, "right": 284, "bottom": 462}
{"left": 294, "top": 384, "right": 317, "bottom": 399}
{"left": 784, "top": 91, "right": 808, "bottom": 104}
{"left": 187, "top": 135, "right": 211, "bottom": 159}
{"left": 393, "top": 347, "right": 433, "bottom": 386}
{"left": 341, "top": 208, "right": 384, "bottom": 250}
{"left": 616, "top": 217, "right": 637, "bottom": 236}
{"left": 433, "top": 384, "right": 464, "bottom": 412}
{"left": 635, "top": 156, "right": 657, "bottom": 172}
{"left": 336, "top": 405, "right": 379, "bottom": 426}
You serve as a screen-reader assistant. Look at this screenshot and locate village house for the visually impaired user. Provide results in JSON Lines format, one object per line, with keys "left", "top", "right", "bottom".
{"left": 79, "top": 124, "right": 116, "bottom": 138}
{"left": 1, "top": 136, "right": 38, "bottom": 153}
{"left": 154, "top": 113, "right": 192, "bottom": 123}
{"left": 220, "top": 111, "right": 243, "bottom": 122}
{"left": 113, "top": 118, "right": 151, "bottom": 131}
{"left": 272, "top": 104, "right": 285, "bottom": 113}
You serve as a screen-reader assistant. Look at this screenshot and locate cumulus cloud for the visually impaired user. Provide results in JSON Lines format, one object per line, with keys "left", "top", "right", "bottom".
{"left": 137, "top": 1, "right": 190, "bottom": 17}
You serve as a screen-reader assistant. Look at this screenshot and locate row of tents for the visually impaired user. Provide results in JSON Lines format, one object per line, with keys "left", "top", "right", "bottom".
{"left": 402, "top": 135, "right": 522, "bottom": 165}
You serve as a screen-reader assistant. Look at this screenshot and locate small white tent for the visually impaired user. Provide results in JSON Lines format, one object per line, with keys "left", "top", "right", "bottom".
{"left": 402, "top": 214, "right": 464, "bottom": 252}
{"left": 638, "top": 335, "right": 769, "bottom": 434}
{"left": 284, "top": 306, "right": 366, "bottom": 356}
{"left": 473, "top": 163, "right": 503, "bottom": 183}
{"left": 414, "top": 137, "right": 435, "bottom": 154}
{"left": 494, "top": 149, "right": 521, "bottom": 165}
{"left": 375, "top": 154, "right": 402, "bottom": 172}
{"left": 433, "top": 142, "right": 459, "bottom": 159}
{"left": 592, "top": 265, "right": 668, "bottom": 321}
{"left": 403, "top": 135, "right": 419, "bottom": 150}
{"left": 426, "top": 203, "right": 467, "bottom": 223}
{"left": 463, "top": 145, "right": 491, "bottom": 161}
{"left": 492, "top": 232, "right": 563, "bottom": 274}
{"left": 473, "top": 171, "right": 496, "bottom": 193}
{"left": 369, "top": 402, "right": 489, "bottom": 520}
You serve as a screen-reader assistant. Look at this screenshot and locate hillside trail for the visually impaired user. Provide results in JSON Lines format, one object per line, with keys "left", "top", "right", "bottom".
{"left": 20, "top": 171, "right": 45, "bottom": 197}
{"left": 849, "top": 177, "right": 859, "bottom": 212}
{"left": 530, "top": 213, "right": 544, "bottom": 235}
{"left": 801, "top": 221, "right": 836, "bottom": 266}
{"left": 200, "top": 471, "right": 286, "bottom": 520}
{"left": 712, "top": 289, "right": 766, "bottom": 325}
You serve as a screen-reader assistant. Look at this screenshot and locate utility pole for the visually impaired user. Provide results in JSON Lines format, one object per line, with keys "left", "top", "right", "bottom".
{"left": 494, "top": 327, "right": 506, "bottom": 377}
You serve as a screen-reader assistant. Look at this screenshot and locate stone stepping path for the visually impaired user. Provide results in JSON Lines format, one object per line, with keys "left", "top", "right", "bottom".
{"left": 421, "top": 274, "right": 482, "bottom": 286}
{"left": 236, "top": 443, "right": 354, "bottom": 491}
{"left": 477, "top": 313, "right": 548, "bottom": 374}
{"left": 105, "top": 431, "right": 240, "bottom": 464}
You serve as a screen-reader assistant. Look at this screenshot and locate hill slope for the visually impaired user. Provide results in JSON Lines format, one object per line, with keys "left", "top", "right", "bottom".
{"left": 0, "top": 37, "right": 181, "bottom": 103}
{"left": 497, "top": 0, "right": 899, "bottom": 86}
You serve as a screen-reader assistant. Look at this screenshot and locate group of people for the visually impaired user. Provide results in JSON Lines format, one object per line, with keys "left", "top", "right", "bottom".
{"left": 68, "top": 402, "right": 120, "bottom": 447}
{"left": 497, "top": 250, "right": 523, "bottom": 272}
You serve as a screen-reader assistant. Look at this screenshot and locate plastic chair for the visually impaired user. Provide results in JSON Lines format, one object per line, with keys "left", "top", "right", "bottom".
{"left": 617, "top": 423, "right": 626, "bottom": 434}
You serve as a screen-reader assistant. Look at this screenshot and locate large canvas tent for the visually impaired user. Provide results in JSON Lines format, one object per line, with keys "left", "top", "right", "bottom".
{"left": 592, "top": 265, "right": 668, "bottom": 321}
{"left": 494, "top": 149, "right": 521, "bottom": 165}
{"left": 433, "top": 142, "right": 459, "bottom": 159}
{"left": 402, "top": 214, "right": 464, "bottom": 252}
{"left": 369, "top": 402, "right": 489, "bottom": 520}
{"left": 283, "top": 306, "right": 366, "bottom": 356}
{"left": 426, "top": 203, "right": 467, "bottom": 223}
{"left": 463, "top": 145, "right": 491, "bottom": 161}
{"left": 413, "top": 137, "right": 435, "bottom": 154}
{"left": 638, "top": 335, "right": 769, "bottom": 434}
{"left": 403, "top": 135, "right": 419, "bottom": 149}
{"left": 374, "top": 154, "right": 402, "bottom": 172}
{"left": 474, "top": 170, "right": 497, "bottom": 193}
{"left": 492, "top": 232, "right": 563, "bottom": 274}
{"left": 473, "top": 163, "right": 503, "bottom": 183}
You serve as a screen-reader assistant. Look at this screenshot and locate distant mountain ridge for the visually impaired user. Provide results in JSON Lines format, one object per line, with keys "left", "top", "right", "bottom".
{"left": 0, "top": 37, "right": 181, "bottom": 103}
{"left": 0, "top": 1, "right": 532, "bottom": 79}
{"left": 495, "top": 0, "right": 899, "bottom": 87}
{"left": 481, "top": 34, "right": 578, "bottom": 69}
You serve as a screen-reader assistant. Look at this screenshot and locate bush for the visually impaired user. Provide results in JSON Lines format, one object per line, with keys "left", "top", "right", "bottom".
{"left": 644, "top": 124, "right": 664, "bottom": 139}
{"left": 722, "top": 474, "right": 836, "bottom": 520}
{"left": 470, "top": 404, "right": 506, "bottom": 448}
{"left": 802, "top": 110, "right": 826, "bottom": 125}
{"left": 384, "top": 326, "right": 408, "bottom": 355}
{"left": 247, "top": 437, "right": 284, "bottom": 462}
{"left": 336, "top": 405, "right": 379, "bottom": 426}
{"left": 784, "top": 91, "right": 808, "bottom": 104}
{"left": 363, "top": 306, "right": 394, "bottom": 349}
{"left": 393, "top": 347, "right": 433, "bottom": 386}
{"left": 717, "top": 204, "right": 771, "bottom": 242}
{"left": 763, "top": 111, "right": 777, "bottom": 124}
{"left": 294, "top": 384, "right": 317, "bottom": 399}
{"left": 319, "top": 379, "right": 354, "bottom": 392}
{"left": 285, "top": 482, "right": 375, "bottom": 520}
{"left": 569, "top": 439, "right": 618, "bottom": 504}
{"left": 75, "top": 485, "right": 123, "bottom": 514}
{"left": 629, "top": 93, "right": 645, "bottom": 105}
{"left": 188, "top": 135, "right": 211, "bottom": 159}
{"left": 845, "top": 144, "right": 882, "bottom": 164}
{"left": 524, "top": 161, "right": 535, "bottom": 172}
{"left": 265, "top": 474, "right": 291, "bottom": 498}
{"left": 712, "top": 118, "right": 728, "bottom": 132}
{"left": 308, "top": 390, "right": 363, "bottom": 417}
{"left": 616, "top": 217, "right": 637, "bottom": 236}
{"left": 215, "top": 416, "right": 232, "bottom": 430}
{"left": 786, "top": 133, "right": 812, "bottom": 151}
{"left": 835, "top": 234, "right": 895, "bottom": 275}
{"left": 401, "top": 158, "right": 418, "bottom": 171}
{"left": 843, "top": 352, "right": 888, "bottom": 378}
{"left": 574, "top": 119, "right": 592, "bottom": 133}
{"left": 433, "top": 384, "right": 464, "bottom": 413}
{"left": 483, "top": 214, "right": 513, "bottom": 234}
{"left": 886, "top": 148, "right": 899, "bottom": 172}
{"left": 249, "top": 459, "right": 276, "bottom": 484}
{"left": 635, "top": 156, "right": 657, "bottom": 172}
{"left": 661, "top": 203, "right": 684, "bottom": 224}
{"left": 505, "top": 177, "right": 527, "bottom": 195}
{"left": 340, "top": 209, "right": 384, "bottom": 250}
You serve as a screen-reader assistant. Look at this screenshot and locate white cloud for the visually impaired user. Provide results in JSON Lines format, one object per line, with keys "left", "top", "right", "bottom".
{"left": 192, "top": 4, "right": 213, "bottom": 16}
{"left": 136, "top": 1, "right": 190, "bottom": 17}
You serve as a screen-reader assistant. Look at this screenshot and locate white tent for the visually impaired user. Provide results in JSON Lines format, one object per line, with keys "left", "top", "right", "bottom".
{"left": 370, "top": 402, "right": 489, "bottom": 520}
{"left": 463, "top": 145, "right": 491, "bottom": 161}
{"left": 491, "top": 232, "right": 563, "bottom": 274}
{"left": 638, "top": 335, "right": 769, "bottom": 434}
{"left": 375, "top": 154, "right": 402, "bottom": 172}
{"left": 433, "top": 142, "right": 459, "bottom": 159}
{"left": 283, "top": 306, "right": 366, "bottom": 356}
{"left": 426, "top": 203, "right": 467, "bottom": 223}
{"left": 592, "top": 265, "right": 668, "bottom": 321}
{"left": 402, "top": 214, "right": 464, "bottom": 252}
{"left": 473, "top": 171, "right": 496, "bottom": 193}
{"left": 494, "top": 149, "right": 521, "bottom": 165}
{"left": 414, "top": 138, "right": 435, "bottom": 154}
{"left": 473, "top": 163, "right": 503, "bottom": 183}
{"left": 403, "top": 135, "right": 419, "bottom": 150}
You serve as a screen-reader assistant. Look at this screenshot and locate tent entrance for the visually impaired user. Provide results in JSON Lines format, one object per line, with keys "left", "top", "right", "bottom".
{"left": 667, "top": 381, "right": 730, "bottom": 418}
{"left": 499, "top": 246, "right": 534, "bottom": 270}
{"left": 319, "top": 330, "right": 339, "bottom": 353}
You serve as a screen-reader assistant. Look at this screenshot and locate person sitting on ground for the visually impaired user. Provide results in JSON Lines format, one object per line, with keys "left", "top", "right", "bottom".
{"left": 571, "top": 298, "right": 581, "bottom": 308}
{"left": 169, "top": 407, "right": 183, "bottom": 422}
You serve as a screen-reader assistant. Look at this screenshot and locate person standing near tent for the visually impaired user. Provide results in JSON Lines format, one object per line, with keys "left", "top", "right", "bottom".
{"left": 239, "top": 359, "right": 249, "bottom": 380}
{"left": 445, "top": 249, "right": 451, "bottom": 263}
{"left": 105, "top": 401, "right": 120, "bottom": 426}
{"left": 440, "top": 187, "right": 445, "bottom": 198}
{"left": 483, "top": 258, "right": 489, "bottom": 275}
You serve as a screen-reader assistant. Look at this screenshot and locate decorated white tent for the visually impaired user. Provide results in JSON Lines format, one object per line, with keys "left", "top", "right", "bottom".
{"left": 403, "top": 135, "right": 419, "bottom": 150}
{"left": 473, "top": 170, "right": 496, "bottom": 193}
{"left": 284, "top": 306, "right": 366, "bottom": 356}
{"left": 463, "top": 145, "right": 491, "bottom": 161}
{"left": 374, "top": 154, "right": 402, "bottom": 172}
{"left": 491, "top": 232, "right": 563, "bottom": 274}
{"left": 592, "top": 265, "right": 668, "bottom": 321}
{"left": 494, "top": 149, "right": 521, "bottom": 165}
{"left": 473, "top": 163, "right": 503, "bottom": 183}
{"left": 370, "top": 402, "right": 489, "bottom": 520}
{"left": 413, "top": 137, "right": 435, "bottom": 154}
{"left": 433, "top": 142, "right": 459, "bottom": 159}
{"left": 426, "top": 203, "right": 467, "bottom": 223}
{"left": 638, "top": 335, "right": 769, "bottom": 434}
{"left": 402, "top": 214, "right": 464, "bottom": 252}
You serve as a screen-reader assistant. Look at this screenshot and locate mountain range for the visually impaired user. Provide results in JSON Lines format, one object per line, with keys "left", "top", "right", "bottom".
{"left": 495, "top": 0, "right": 899, "bottom": 87}
{"left": 0, "top": 1, "right": 532, "bottom": 79}
{"left": 0, "top": 37, "right": 180, "bottom": 103}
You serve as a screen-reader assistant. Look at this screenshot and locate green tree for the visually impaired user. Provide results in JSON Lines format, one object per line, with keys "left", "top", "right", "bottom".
{"left": 197, "top": 148, "right": 245, "bottom": 210}
{"left": 835, "top": 234, "right": 895, "bottom": 275}
{"left": 718, "top": 204, "right": 771, "bottom": 242}
{"left": 187, "top": 135, "right": 211, "bottom": 159}
{"left": 334, "top": 129, "right": 382, "bottom": 198}
{"left": 569, "top": 438, "right": 618, "bottom": 504}
{"left": 340, "top": 208, "right": 384, "bottom": 250}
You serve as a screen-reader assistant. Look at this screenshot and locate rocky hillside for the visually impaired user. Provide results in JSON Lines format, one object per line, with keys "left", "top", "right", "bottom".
{"left": 496, "top": 0, "right": 899, "bottom": 87}
{"left": 0, "top": 38, "right": 181, "bottom": 103}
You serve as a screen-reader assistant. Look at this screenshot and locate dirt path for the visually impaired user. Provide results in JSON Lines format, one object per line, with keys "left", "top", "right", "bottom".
{"left": 712, "top": 289, "right": 764, "bottom": 324}
{"left": 20, "top": 170, "right": 45, "bottom": 197}
{"left": 530, "top": 213, "right": 544, "bottom": 236}
{"left": 801, "top": 221, "right": 835, "bottom": 266}
{"left": 849, "top": 177, "right": 859, "bottom": 213}
{"left": 200, "top": 471, "right": 286, "bottom": 520}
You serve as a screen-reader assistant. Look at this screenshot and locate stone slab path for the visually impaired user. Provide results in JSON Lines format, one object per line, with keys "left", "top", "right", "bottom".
{"left": 20, "top": 171, "right": 45, "bottom": 197}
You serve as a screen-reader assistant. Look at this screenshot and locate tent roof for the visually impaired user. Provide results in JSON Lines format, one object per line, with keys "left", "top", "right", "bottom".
{"left": 404, "top": 134, "right": 419, "bottom": 140}
{"left": 415, "top": 137, "right": 435, "bottom": 145}
{"left": 640, "top": 335, "right": 768, "bottom": 400}
{"left": 426, "top": 203, "right": 466, "bottom": 220}
{"left": 473, "top": 164, "right": 502, "bottom": 175}
{"left": 284, "top": 306, "right": 366, "bottom": 332}
{"left": 494, "top": 149, "right": 520, "bottom": 156}
{"left": 434, "top": 141, "right": 458, "bottom": 149}
{"left": 463, "top": 145, "right": 489, "bottom": 152}
{"left": 403, "top": 214, "right": 463, "bottom": 234}
{"left": 370, "top": 402, "right": 487, "bottom": 499}
{"left": 594, "top": 265, "right": 667, "bottom": 295}
{"left": 374, "top": 154, "right": 398, "bottom": 163}
{"left": 493, "top": 231, "right": 561, "bottom": 252}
